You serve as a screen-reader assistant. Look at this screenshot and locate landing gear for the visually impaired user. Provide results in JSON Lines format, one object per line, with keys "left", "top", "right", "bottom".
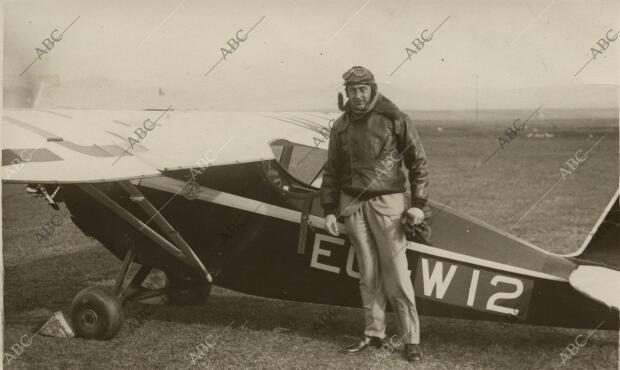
{"left": 69, "top": 249, "right": 161, "bottom": 340}
{"left": 66, "top": 181, "right": 212, "bottom": 340}
{"left": 70, "top": 287, "right": 123, "bottom": 340}
{"left": 68, "top": 251, "right": 210, "bottom": 339}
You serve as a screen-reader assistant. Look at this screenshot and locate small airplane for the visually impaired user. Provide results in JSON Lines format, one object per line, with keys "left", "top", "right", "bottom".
{"left": 2, "top": 108, "right": 618, "bottom": 340}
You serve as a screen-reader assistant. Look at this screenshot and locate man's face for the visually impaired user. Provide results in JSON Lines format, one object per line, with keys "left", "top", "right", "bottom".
{"left": 346, "top": 84, "right": 372, "bottom": 110}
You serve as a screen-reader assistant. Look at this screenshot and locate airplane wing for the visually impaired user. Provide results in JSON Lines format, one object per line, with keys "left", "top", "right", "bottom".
{"left": 2, "top": 109, "right": 337, "bottom": 183}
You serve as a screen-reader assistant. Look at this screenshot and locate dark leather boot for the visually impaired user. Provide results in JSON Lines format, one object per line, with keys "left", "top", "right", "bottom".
{"left": 405, "top": 343, "right": 423, "bottom": 362}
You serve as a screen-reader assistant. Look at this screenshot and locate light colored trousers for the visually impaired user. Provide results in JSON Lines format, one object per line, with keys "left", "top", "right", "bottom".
{"left": 340, "top": 192, "right": 420, "bottom": 344}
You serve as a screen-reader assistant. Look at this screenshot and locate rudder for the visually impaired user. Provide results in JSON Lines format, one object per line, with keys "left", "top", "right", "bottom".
{"left": 568, "top": 189, "right": 620, "bottom": 270}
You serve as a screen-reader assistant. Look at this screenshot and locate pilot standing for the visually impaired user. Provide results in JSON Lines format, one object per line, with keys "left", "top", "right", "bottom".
{"left": 320, "top": 66, "right": 429, "bottom": 363}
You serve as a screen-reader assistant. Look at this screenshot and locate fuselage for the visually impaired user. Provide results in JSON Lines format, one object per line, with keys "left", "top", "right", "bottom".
{"left": 61, "top": 160, "right": 618, "bottom": 330}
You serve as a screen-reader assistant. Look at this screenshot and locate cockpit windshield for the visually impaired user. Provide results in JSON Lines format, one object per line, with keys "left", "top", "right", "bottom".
{"left": 268, "top": 139, "right": 327, "bottom": 189}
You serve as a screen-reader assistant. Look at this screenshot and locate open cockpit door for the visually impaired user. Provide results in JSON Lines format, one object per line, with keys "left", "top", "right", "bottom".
{"left": 264, "top": 139, "right": 329, "bottom": 252}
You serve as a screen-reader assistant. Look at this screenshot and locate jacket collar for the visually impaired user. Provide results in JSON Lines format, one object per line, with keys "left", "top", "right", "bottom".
{"left": 336, "top": 94, "right": 401, "bottom": 132}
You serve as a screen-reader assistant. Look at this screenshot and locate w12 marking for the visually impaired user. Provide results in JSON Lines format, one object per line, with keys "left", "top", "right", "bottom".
{"left": 413, "top": 256, "right": 534, "bottom": 318}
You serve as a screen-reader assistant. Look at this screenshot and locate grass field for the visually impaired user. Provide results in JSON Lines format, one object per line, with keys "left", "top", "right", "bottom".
{"left": 2, "top": 117, "right": 619, "bottom": 369}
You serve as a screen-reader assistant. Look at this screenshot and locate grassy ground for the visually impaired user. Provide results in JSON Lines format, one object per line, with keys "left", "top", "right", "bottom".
{"left": 2, "top": 119, "right": 619, "bottom": 369}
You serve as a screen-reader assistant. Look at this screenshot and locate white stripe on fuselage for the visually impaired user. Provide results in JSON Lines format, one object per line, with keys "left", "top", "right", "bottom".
{"left": 408, "top": 242, "right": 566, "bottom": 282}
{"left": 137, "top": 176, "right": 333, "bottom": 228}
{"left": 137, "top": 176, "right": 568, "bottom": 282}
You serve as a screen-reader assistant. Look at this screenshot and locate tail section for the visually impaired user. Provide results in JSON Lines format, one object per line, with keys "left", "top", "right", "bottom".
{"left": 567, "top": 189, "right": 620, "bottom": 269}
{"left": 569, "top": 265, "right": 620, "bottom": 310}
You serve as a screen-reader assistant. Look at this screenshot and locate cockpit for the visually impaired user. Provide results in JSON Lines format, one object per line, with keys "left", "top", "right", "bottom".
{"left": 262, "top": 139, "right": 327, "bottom": 195}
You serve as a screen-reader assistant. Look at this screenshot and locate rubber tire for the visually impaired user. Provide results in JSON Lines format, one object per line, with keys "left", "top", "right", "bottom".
{"left": 70, "top": 286, "right": 123, "bottom": 340}
{"left": 166, "top": 276, "right": 212, "bottom": 305}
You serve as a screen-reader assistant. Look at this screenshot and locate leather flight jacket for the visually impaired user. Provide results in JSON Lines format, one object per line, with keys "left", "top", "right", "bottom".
{"left": 320, "top": 94, "right": 429, "bottom": 216}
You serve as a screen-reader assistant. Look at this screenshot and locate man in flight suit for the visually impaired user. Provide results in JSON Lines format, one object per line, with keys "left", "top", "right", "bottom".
{"left": 320, "top": 66, "right": 429, "bottom": 363}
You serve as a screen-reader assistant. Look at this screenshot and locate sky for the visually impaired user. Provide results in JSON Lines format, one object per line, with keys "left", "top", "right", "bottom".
{"left": 3, "top": 0, "right": 620, "bottom": 110}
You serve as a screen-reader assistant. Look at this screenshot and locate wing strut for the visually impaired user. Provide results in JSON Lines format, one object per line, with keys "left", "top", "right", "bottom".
{"left": 78, "top": 182, "right": 212, "bottom": 283}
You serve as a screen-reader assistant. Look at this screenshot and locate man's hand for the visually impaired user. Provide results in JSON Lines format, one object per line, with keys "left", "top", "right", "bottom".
{"left": 325, "top": 214, "right": 339, "bottom": 236}
{"left": 405, "top": 207, "right": 424, "bottom": 225}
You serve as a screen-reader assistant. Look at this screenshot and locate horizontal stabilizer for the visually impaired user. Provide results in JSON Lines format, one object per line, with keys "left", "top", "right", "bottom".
{"left": 569, "top": 265, "right": 620, "bottom": 310}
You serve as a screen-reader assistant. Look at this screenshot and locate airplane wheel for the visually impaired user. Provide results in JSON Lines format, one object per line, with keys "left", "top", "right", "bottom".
{"left": 70, "top": 286, "right": 123, "bottom": 340}
{"left": 166, "top": 276, "right": 212, "bottom": 305}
